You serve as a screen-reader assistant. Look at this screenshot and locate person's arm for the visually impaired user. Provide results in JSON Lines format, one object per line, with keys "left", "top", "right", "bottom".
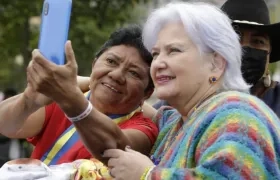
{"left": 0, "top": 93, "right": 46, "bottom": 139}
{"left": 142, "top": 102, "right": 157, "bottom": 119}
{"left": 58, "top": 89, "right": 154, "bottom": 163}
{"left": 77, "top": 76, "right": 90, "bottom": 93}
{"left": 0, "top": 75, "right": 89, "bottom": 139}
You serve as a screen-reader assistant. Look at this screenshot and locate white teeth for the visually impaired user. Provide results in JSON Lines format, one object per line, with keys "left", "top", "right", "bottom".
{"left": 103, "top": 83, "right": 119, "bottom": 93}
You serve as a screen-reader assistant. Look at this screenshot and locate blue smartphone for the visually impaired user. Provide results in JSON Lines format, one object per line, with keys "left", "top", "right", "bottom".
{"left": 38, "top": 0, "right": 72, "bottom": 65}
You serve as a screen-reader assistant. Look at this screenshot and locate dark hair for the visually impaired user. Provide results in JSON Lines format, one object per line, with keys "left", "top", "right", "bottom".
{"left": 3, "top": 88, "right": 17, "bottom": 100}
{"left": 95, "top": 25, "right": 154, "bottom": 92}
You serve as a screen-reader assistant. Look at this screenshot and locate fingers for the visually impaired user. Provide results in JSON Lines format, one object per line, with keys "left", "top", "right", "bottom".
{"left": 109, "top": 167, "right": 116, "bottom": 178}
{"left": 65, "top": 40, "right": 77, "bottom": 69}
{"left": 27, "top": 50, "right": 53, "bottom": 91}
{"left": 103, "top": 149, "right": 124, "bottom": 158}
{"left": 125, "top": 146, "right": 138, "bottom": 154}
{"left": 108, "top": 158, "right": 118, "bottom": 168}
{"left": 27, "top": 61, "right": 41, "bottom": 90}
{"left": 32, "top": 49, "right": 55, "bottom": 71}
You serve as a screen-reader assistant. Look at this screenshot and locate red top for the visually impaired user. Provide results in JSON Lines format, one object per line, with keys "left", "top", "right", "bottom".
{"left": 27, "top": 103, "right": 158, "bottom": 164}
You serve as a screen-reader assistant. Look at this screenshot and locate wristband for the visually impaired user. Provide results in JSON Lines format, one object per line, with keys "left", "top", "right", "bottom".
{"left": 66, "top": 101, "right": 93, "bottom": 122}
{"left": 140, "top": 165, "right": 156, "bottom": 180}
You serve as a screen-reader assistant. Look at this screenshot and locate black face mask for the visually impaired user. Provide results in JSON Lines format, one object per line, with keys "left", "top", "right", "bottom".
{"left": 241, "top": 47, "right": 268, "bottom": 85}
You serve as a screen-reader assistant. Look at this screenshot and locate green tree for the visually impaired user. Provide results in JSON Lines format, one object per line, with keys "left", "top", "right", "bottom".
{"left": 0, "top": 0, "right": 149, "bottom": 91}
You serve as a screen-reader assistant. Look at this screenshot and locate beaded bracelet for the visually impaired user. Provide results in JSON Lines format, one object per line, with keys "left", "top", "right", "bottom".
{"left": 66, "top": 101, "right": 93, "bottom": 122}
{"left": 140, "top": 165, "right": 156, "bottom": 180}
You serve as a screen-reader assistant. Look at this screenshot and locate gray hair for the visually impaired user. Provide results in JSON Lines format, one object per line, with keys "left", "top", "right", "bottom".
{"left": 143, "top": 2, "right": 250, "bottom": 92}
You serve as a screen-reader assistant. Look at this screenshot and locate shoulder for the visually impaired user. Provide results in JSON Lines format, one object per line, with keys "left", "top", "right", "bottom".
{"left": 119, "top": 112, "right": 157, "bottom": 131}
{"left": 214, "top": 91, "right": 276, "bottom": 114}
{"left": 200, "top": 91, "right": 280, "bottom": 140}
{"left": 210, "top": 91, "right": 277, "bottom": 119}
{"left": 262, "top": 81, "right": 280, "bottom": 115}
{"left": 120, "top": 112, "right": 159, "bottom": 144}
{"left": 153, "top": 106, "right": 180, "bottom": 130}
{"left": 121, "top": 112, "right": 154, "bottom": 125}
{"left": 196, "top": 91, "right": 280, "bottom": 165}
{"left": 263, "top": 81, "right": 280, "bottom": 99}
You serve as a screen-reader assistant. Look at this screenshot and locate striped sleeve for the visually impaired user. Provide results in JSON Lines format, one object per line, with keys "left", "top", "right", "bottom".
{"left": 150, "top": 98, "right": 280, "bottom": 179}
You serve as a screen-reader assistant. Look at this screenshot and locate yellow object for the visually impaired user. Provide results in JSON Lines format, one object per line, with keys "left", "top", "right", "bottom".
{"left": 72, "top": 159, "right": 113, "bottom": 180}
{"left": 140, "top": 166, "right": 152, "bottom": 180}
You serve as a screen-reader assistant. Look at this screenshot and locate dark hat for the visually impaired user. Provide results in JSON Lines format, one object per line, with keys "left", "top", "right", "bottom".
{"left": 221, "top": 0, "right": 280, "bottom": 63}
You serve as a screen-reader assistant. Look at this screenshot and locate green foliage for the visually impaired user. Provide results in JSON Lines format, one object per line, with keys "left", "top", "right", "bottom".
{"left": 0, "top": 0, "right": 150, "bottom": 91}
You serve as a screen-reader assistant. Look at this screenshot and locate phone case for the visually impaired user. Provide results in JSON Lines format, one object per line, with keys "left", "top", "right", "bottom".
{"left": 38, "top": 0, "right": 72, "bottom": 65}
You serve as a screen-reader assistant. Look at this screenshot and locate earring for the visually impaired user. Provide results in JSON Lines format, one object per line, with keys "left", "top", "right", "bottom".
{"left": 209, "top": 76, "right": 218, "bottom": 84}
{"left": 264, "top": 71, "right": 271, "bottom": 87}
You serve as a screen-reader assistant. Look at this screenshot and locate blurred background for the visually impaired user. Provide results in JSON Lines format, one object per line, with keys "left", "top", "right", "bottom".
{"left": 0, "top": 0, "right": 280, "bottom": 99}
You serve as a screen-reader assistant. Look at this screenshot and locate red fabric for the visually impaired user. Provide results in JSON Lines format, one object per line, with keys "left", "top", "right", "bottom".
{"left": 27, "top": 103, "right": 158, "bottom": 164}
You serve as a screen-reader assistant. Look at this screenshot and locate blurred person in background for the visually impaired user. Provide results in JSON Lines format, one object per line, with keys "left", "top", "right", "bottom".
{"left": 222, "top": 0, "right": 280, "bottom": 117}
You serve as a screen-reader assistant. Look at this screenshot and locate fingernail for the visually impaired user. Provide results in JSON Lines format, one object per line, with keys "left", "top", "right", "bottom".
{"left": 126, "top": 145, "right": 131, "bottom": 149}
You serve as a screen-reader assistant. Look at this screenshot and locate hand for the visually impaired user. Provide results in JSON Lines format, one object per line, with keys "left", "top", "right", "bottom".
{"left": 24, "top": 59, "right": 52, "bottom": 107}
{"left": 103, "top": 146, "right": 154, "bottom": 180}
{"left": 23, "top": 83, "right": 52, "bottom": 108}
{"left": 23, "top": 75, "right": 89, "bottom": 108}
{"left": 26, "top": 41, "right": 80, "bottom": 105}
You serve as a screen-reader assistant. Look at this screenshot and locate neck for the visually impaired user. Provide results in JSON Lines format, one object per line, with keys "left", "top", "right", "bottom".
{"left": 89, "top": 95, "right": 107, "bottom": 114}
{"left": 169, "top": 83, "right": 219, "bottom": 121}
{"left": 89, "top": 93, "right": 138, "bottom": 115}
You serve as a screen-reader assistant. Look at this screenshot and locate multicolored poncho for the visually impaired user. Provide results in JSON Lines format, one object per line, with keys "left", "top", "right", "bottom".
{"left": 150, "top": 91, "right": 280, "bottom": 180}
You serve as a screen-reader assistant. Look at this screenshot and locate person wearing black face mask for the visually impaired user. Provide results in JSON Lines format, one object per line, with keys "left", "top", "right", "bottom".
{"left": 151, "top": 0, "right": 280, "bottom": 118}
{"left": 221, "top": 0, "right": 280, "bottom": 117}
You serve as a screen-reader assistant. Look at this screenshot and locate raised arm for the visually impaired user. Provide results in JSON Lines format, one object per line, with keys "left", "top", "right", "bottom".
{"left": 56, "top": 87, "right": 154, "bottom": 163}
{"left": 0, "top": 72, "right": 90, "bottom": 139}
{"left": 77, "top": 76, "right": 90, "bottom": 93}
{"left": 142, "top": 102, "right": 157, "bottom": 119}
{"left": 0, "top": 88, "right": 47, "bottom": 138}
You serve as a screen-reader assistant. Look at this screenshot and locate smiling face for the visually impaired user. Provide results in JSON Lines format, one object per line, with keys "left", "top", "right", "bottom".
{"left": 151, "top": 22, "right": 214, "bottom": 103}
{"left": 89, "top": 45, "right": 151, "bottom": 114}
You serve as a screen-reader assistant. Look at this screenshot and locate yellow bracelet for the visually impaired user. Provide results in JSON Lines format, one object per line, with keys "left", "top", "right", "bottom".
{"left": 140, "top": 165, "right": 156, "bottom": 180}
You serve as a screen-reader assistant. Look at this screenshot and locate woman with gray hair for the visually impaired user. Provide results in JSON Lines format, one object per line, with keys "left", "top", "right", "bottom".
{"left": 103, "top": 2, "right": 280, "bottom": 180}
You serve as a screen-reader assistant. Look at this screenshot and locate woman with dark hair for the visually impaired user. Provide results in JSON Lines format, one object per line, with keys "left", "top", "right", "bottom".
{"left": 0, "top": 25, "right": 158, "bottom": 166}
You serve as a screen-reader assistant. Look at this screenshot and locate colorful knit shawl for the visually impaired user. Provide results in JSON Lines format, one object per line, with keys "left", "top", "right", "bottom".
{"left": 150, "top": 91, "right": 280, "bottom": 180}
